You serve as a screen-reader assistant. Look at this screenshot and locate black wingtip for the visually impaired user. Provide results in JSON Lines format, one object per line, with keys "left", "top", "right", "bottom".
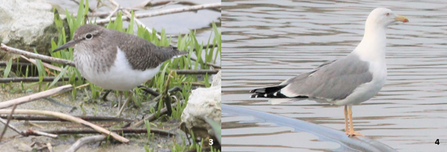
{"left": 250, "top": 94, "right": 258, "bottom": 98}
{"left": 250, "top": 91, "right": 290, "bottom": 98}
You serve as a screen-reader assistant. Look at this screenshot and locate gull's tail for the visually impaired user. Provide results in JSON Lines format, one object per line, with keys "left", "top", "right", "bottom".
{"left": 250, "top": 85, "right": 288, "bottom": 98}
{"left": 250, "top": 85, "right": 310, "bottom": 99}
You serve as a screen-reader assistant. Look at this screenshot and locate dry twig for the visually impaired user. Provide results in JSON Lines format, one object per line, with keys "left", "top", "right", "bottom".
{"left": 0, "top": 85, "right": 73, "bottom": 109}
{"left": 0, "top": 104, "right": 17, "bottom": 142}
{"left": 0, "top": 109, "right": 129, "bottom": 143}
{"left": 20, "top": 55, "right": 60, "bottom": 75}
{"left": 1, "top": 43, "right": 75, "bottom": 67}
{"left": 0, "top": 77, "right": 76, "bottom": 83}
{"left": 95, "top": 2, "right": 221, "bottom": 25}
{"left": 0, "top": 115, "right": 133, "bottom": 122}
{"left": 47, "top": 142, "right": 53, "bottom": 152}
{"left": 65, "top": 135, "right": 106, "bottom": 152}
{"left": 131, "top": 101, "right": 180, "bottom": 127}
{"left": 44, "top": 128, "right": 173, "bottom": 136}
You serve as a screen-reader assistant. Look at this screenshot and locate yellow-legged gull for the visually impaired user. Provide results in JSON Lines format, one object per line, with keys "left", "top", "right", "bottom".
{"left": 250, "top": 7, "right": 409, "bottom": 137}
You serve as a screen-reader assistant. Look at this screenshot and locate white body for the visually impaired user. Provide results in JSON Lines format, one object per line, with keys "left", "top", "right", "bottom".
{"left": 335, "top": 12, "right": 389, "bottom": 106}
{"left": 334, "top": 43, "right": 387, "bottom": 106}
{"left": 279, "top": 8, "right": 401, "bottom": 106}
{"left": 75, "top": 47, "right": 161, "bottom": 91}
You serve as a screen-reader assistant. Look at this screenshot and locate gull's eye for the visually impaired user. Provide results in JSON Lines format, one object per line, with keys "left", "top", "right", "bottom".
{"left": 85, "top": 33, "right": 93, "bottom": 40}
{"left": 386, "top": 13, "right": 390, "bottom": 16}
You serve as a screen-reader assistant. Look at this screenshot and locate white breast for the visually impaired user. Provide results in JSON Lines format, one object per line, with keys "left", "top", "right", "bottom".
{"left": 75, "top": 47, "right": 161, "bottom": 91}
{"left": 334, "top": 57, "right": 387, "bottom": 106}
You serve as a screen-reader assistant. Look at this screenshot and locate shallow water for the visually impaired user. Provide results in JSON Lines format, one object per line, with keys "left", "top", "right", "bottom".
{"left": 222, "top": 0, "right": 447, "bottom": 151}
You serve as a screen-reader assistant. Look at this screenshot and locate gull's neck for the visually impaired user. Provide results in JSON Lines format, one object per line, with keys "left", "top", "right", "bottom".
{"left": 353, "top": 23, "right": 387, "bottom": 62}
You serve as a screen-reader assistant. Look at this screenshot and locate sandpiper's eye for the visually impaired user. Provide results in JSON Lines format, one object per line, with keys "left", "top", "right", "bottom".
{"left": 386, "top": 13, "right": 390, "bottom": 16}
{"left": 85, "top": 33, "right": 93, "bottom": 40}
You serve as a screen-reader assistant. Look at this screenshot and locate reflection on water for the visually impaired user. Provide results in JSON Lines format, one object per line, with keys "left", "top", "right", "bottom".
{"left": 222, "top": 0, "right": 447, "bottom": 151}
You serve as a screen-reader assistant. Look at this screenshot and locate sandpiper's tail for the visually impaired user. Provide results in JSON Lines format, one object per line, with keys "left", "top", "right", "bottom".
{"left": 171, "top": 47, "right": 189, "bottom": 58}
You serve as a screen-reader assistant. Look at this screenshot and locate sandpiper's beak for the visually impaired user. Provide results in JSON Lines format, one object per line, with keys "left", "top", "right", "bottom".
{"left": 52, "top": 39, "right": 79, "bottom": 52}
{"left": 395, "top": 15, "right": 409, "bottom": 23}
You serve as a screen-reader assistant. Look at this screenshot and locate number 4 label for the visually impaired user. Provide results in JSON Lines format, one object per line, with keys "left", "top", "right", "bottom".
{"left": 435, "top": 139, "right": 440, "bottom": 145}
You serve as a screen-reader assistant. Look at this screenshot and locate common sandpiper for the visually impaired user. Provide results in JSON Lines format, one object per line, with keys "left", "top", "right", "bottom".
{"left": 53, "top": 24, "right": 188, "bottom": 116}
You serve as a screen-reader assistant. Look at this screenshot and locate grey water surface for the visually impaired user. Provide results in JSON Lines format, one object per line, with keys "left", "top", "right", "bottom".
{"left": 222, "top": 0, "right": 447, "bottom": 151}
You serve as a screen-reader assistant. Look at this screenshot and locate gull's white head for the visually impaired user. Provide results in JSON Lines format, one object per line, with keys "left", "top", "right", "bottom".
{"left": 366, "top": 8, "right": 408, "bottom": 28}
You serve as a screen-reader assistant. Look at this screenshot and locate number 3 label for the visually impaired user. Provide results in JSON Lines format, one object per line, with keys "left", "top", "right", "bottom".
{"left": 209, "top": 139, "right": 213, "bottom": 145}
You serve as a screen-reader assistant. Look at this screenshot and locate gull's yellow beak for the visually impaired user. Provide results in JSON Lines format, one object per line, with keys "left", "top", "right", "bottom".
{"left": 395, "top": 15, "right": 409, "bottom": 23}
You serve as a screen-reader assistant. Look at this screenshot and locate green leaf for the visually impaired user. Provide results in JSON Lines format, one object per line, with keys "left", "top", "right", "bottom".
{"left": 127, "top": 11, "right": 135, "bottom": 34}
{"left": 3, "top": 58, "right": 13, "bottom": 78}
{"left": 49, "top": 65, "right": 69, "bottom": 88}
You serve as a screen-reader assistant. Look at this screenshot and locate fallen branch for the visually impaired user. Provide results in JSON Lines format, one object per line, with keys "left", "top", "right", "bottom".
{"left": 0, "top": 104, "right": 17, "bottom": 142}
{"left": 0, "top": 117, "right": 58, "bottom": 139}
{"left": 0, "top": 61, "right": 33, "bottom": 67}
{"left": 0, "top": 69, "right": 218, "bottom": 83}
{"left": 69, "top": 0, "right": 95, "bottom": 13}
{"left": 20, "top": 55, "right": 61, "bottom": 73}
{"left": 131, "top": 101, "right": 180, "bottom": 127}
{"left": 190, "top": 56, "right": 221, "bottom": 69}
{"left": 0, "top": 85, "right": 73, "bottom": 109}
{"left": 0, "top": 115, "right": 133, "bottom": 122}
{"left": 1, "top": 43, "right": 75, "bottom": 67}
{"left": 47, "top": 142, "right": 53, "bottom": 152}
{"left": 0, "top": 109, "right": 129, "bottom": 143}
{"left": 135, "top": 3, "right": 221, "bottom": 18}
{"left": 22, "top": 129, "right": 58, "bottom": 138}
{"left": 44, "top": 128, "right": 173, "bottom": 136}
{"left": 182, "top": 81, "right": 206, "bottom": 87}
{"left": 107, "top": 0, "right": 162, "bottom": 40}
{"left": 138, "top": 85, "right": 160, "bottom": 96}
{"left": 175, "top": 70, "right": 218, "bottom": 75}
{"left": 132, "top": 0, "right": 196, "bottom": 9}
{"left": 0, "top": 118, "right": 21, "bottom": 136}
{"left": 65, "top": 135, "right": 106, "bottom": 152}
{"left": 0, "top": 77, "right": 77, "bottom": 83}
{"left": 96, "top": 2, "right": 221, "bottom": 24}
{"left": 105, "top": 5, "right": 120, "bottom": 20}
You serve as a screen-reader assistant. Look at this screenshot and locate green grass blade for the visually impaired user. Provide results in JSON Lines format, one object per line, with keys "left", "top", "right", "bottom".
{"left": 3, "top": 58, "right": 13, "bottom": 78}
{"left": 49, "top": 66, "right": 69, "bottom": 88}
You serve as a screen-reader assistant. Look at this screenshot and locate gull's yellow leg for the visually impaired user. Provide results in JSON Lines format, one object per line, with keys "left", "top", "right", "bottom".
{"left": 347, "top": 105, "right": 364, "bottom": 137}
{"left": 344, "top": 105, "right": 349, "bottom": 134}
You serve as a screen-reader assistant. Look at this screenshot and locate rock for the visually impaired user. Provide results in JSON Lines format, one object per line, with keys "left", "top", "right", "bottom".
{"left": 0, "top": 0, "right": 59, "bottom": 61}
{"left": 181, "top": 71, "right": 221, "bottom": 141}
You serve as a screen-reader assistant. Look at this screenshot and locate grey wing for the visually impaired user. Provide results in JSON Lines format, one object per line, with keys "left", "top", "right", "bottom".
{"left": 109, "top": 29, "right": 185, "bottom": 70}
{"left": 280, "top": 54, "right": 373, "bottom": 101}
{"left": 280, "top": 59, "right": 336, "bottom": 85}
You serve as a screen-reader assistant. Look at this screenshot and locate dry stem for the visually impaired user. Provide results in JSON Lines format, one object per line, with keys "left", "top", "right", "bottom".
{"left": 0, "top": 109, "right": 129, "bottom": 143}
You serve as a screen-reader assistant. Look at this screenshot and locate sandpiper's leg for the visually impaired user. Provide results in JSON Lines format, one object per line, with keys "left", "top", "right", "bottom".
{"left": 347, "top": 105, "right": 364, "bottom": 137}
{"left": 117, "top": 90, "right": 134, "bottom": 117}
{"left": 118, "top": 91, "right": 123, "bottom": 109}
{"left": 344, "top": 105, "right": 349, "bottom": 134}
{"left": 101, "top": 90, "right": 112, "bottom": 101}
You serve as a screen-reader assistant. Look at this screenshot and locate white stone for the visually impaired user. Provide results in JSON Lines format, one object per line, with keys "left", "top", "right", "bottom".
{"left": 0, "top": 0, "right": 54, "bottom": 45}
{"left": 181, "top": 71, "right": 221, "bottom": 136}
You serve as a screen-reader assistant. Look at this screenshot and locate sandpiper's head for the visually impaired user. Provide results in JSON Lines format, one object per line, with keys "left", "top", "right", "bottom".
{"left": 53, "top": 24, "right": 104, "bottom": 52}
{"left": 366, "top": 8, "right": 408, "bottom": 28}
